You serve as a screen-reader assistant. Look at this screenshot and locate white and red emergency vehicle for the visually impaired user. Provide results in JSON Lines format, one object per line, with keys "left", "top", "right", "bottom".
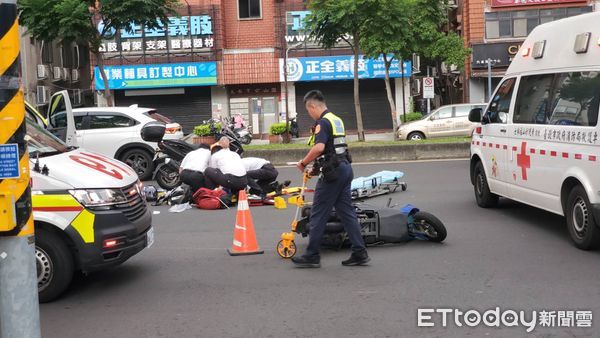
{"left": 469, "top": 12, "right": 600, "bottom": 250}
{"left": 29, "top": 92, "right": 154, "bottom": 302}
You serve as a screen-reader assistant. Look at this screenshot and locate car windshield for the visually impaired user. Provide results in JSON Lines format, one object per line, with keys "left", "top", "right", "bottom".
{"left": 25, "top": 118, "right": 70, "bottom": 158}
{"left": 144, "top": 110, "right": 172, "bottom": 124}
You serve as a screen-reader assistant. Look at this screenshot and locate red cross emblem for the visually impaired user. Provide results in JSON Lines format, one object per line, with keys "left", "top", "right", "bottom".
{"left": 516, "top": 141, "right": 530, "bottom": 181}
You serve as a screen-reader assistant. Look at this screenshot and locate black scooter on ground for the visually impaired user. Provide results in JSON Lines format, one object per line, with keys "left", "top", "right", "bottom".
{"left": 277, "top": 172, "right": 447, "bottom": 258}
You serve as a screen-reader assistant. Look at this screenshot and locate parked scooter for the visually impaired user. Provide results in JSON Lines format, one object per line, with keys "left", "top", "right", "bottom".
{"left": 289, "top": 118, "right": 299, "bottom": 138}
{"left": 225, "top": 116, "right": 252, "bottom": 145}
{"left": 207, "top": 118, "right": 245, "bottom": 155}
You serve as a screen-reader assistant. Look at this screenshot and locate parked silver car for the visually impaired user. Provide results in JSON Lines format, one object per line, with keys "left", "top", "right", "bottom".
{"left": 398, "top": 103, "right": 487, "bottom": 140}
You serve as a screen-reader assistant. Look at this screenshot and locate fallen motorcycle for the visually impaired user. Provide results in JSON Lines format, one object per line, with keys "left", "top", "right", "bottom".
{"left": 277, "top": 172, "right": 447, "bottom": 258}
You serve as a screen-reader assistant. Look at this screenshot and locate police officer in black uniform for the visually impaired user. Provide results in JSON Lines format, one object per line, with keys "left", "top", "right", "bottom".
{"left": 292, "top": 90, "right": 370, "bottom": 268}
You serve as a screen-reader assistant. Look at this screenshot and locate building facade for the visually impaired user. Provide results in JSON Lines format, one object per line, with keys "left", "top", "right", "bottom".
{"left": 19, "top": 29, "right": 94, "bottom": 112}
{"left": 463, "top": 0, "right": 598, "bottom": 103}
{"left": 91, "top": 0, "right": 412, "bottom": 135}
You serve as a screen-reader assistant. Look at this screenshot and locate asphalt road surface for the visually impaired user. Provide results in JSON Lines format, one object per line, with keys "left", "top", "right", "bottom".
{"left": 40, "top": 160, "right": 600, "bottom": 337}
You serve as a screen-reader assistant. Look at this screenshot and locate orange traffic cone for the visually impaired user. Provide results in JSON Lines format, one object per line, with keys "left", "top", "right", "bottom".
{"left": 227, "top": 190, "right": 264, "bottom": 256}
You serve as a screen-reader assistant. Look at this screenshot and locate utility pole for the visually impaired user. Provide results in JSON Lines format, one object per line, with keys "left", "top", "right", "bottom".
{"left": 0, "top": 1, "right": 41, "bottom": 337}
{"left": 283, "top": 42, "right": 302, "bottom": 143}
{"left": 487, "top": 58, "right": 493, "bottom": 102}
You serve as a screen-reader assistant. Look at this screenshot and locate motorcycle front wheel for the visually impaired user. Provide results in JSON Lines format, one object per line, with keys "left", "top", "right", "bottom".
{"left": 412, "top": 211, "right": 447, "bottom": 242}
{"left": 156, "top": 166, "right": 182, "bottom": 190}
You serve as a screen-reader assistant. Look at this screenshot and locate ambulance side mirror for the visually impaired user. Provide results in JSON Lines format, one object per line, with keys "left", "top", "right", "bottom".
{"left": 469, "top": 108, "right": 483, "bottom": 124}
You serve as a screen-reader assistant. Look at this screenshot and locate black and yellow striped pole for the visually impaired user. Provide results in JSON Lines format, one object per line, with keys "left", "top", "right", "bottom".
{"left": 0, "top": 0, "right": 41, "bottom": 336}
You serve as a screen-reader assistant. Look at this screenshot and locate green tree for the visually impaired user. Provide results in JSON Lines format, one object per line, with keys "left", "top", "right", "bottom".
{"left": 305, "top": 0, "right": 381, "bottom": 142}
{"left": 361, "top": 0, "right": 470, "bottom": 139}
{"left": 19, "top": 0, "right": 179, "bottom": 106}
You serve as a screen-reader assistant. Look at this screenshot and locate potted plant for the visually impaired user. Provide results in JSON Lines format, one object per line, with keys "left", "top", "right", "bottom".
{"left": 193, "top": 123, "right": 218, "bottom": 145}
{"left": 268, "top": 122, "right": 288, "bottom": 144}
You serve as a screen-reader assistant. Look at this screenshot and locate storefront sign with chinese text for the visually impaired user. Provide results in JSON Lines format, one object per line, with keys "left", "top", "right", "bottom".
{"left": 279, "top": 55, "right": 411, "bottom": 82}
{"left": 98, "top": 15, "right": 214, "bottom": 55}
{"left": 94, "top": 62, "right": 217, "bottom": 90}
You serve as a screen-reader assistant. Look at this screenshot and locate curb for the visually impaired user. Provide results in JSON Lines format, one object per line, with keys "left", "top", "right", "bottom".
{"left": 244, "top": 142, "right": 471, "bottom": 166}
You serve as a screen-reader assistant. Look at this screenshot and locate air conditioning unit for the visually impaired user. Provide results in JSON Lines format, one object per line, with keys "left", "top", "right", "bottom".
{"left": 411, "top": 79, "right": 421, "bottom": 96}
{"left": 72, "top": 89, "right": 83, "bottom": 106}
{"left": 71, "top": 69, "right": 80, "bottom": 82}
{"left": 36, "top": 86, "right": 49, "bottom": 105}
{"left": 62, "top": 67, "right": 70, "bottom": 81}
{"left": 37, "top": 64, "right": 49, "bottom": 80}
{"left": 52, "top": 66, "right": 62, "bottom": 82}
{"left": 412, "top": 54, "right": 421, "bottom": 73}
{"left": 441, "top": 62, "right": 459, "bottom": 74}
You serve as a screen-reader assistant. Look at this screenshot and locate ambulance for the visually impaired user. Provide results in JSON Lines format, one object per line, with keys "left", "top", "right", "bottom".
{"left": 469, "top": 12, "right": 600, "bottom": 250}
{"left": 28, "top": 91, "right": 154, "bottom": 302}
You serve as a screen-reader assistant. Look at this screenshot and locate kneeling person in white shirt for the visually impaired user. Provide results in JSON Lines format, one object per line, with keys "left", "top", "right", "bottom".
{"left": 205, "top": 144, "right": 248, "bottom": 193}
{"left": 242, "top": 157, "right": 279, "bottom": 196}
{"left": 179, "top": 144, "right": 211, "bottom": 192}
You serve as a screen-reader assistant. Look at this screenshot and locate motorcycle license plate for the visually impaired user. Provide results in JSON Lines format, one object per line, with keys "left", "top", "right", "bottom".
{"left": 146, "top": 227, "right": 155, "bottom": 248}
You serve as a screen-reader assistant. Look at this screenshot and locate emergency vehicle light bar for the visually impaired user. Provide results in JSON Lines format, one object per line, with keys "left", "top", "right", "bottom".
{"left": 573, "top": 32, "right": 591, "bottom": 54}
{"left": 532, "top": 40, "right": 546, "bottom": 59}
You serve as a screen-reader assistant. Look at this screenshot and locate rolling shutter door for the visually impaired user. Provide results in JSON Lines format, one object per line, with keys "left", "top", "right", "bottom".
{"left": 294, "top": 79, "right": 395, "bottom": 134}
{"left": 115, "top": 87, "right": 212, "bottom": 134}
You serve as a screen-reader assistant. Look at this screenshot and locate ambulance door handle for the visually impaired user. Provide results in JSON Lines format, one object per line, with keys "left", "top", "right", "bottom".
{"left": 500, "top": 128, "right": 507, "bottom": 133}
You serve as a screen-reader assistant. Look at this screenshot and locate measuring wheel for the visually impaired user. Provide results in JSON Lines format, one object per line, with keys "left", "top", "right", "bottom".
{"left": 276, "top": 239, "right": 297, "bottom": 258}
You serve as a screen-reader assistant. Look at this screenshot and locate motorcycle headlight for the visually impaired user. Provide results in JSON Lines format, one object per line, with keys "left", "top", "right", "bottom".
{"left": 69, "top": 189, "right": 127, "bottom": 207}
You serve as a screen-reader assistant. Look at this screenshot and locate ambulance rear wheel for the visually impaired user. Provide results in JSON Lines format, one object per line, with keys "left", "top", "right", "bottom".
{"left": 566, "top": 186, "right": 600, "bottom": 250}
{"left": 474, "top": 161, "right": 498, "bottom": 208}
{"left": 36, "top": 229, "right": 74, "bottom": 303}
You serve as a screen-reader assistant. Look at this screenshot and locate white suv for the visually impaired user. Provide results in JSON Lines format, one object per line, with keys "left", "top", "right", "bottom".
{"left": 45, "top": 91, "right": 183, "bottom": 180}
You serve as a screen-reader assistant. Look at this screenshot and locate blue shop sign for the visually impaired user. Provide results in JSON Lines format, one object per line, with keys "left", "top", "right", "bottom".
{"left": 94, "top": 62, "right": 217, "bottom": 90}
{"left": 280, "top": 55, "right": 411, "bottom": 82}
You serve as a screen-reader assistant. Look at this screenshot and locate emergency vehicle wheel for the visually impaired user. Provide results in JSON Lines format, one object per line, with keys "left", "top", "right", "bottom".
{"left": 276, "top": 240, "right": 297, "bottom": 258}
{"left": 566, "top": 186, "right": 600, "bottom": 250}
{"left": 474, "top": 161, "right": 499, "bottom": 208}
{"left": 35, "top": 228, "right": 74, "bottom": 303}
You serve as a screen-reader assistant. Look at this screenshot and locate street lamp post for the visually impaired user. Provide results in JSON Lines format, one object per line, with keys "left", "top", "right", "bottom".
{"left": 284, "top": 42, "right": 302, "bottom": 143}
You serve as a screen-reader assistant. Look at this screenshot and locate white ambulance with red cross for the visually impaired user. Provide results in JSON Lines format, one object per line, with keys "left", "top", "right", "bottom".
{"left": 469, "top": 12, "right": 600, "bottom": 250}
{"left": 29, "top": 92, "right": 154, "bottom": 302}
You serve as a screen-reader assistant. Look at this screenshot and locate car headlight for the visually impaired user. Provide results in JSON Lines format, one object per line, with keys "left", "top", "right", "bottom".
{"left": 69, "top": 189, "right": 127, "bottom": 207}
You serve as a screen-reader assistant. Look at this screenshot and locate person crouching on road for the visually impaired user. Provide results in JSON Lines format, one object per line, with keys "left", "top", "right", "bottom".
{"left": 292, "top": 89, "right": 369, "bottom": 268}
{"left": 179, "top": 144, "right": 211, "bottom": 192}
{"left": 204, "top": 137, "right": 248, "bottom": 194}
{"left": 242, "top": 157, "right": 278, "bottom": 197}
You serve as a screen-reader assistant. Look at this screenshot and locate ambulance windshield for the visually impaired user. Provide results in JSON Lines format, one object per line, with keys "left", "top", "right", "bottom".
{"left": 26, "top": 118, "right": 70, "bottom": 157}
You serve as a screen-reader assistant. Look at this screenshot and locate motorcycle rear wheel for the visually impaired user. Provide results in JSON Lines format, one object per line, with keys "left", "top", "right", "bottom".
{"left": 412, "top": 211, "right": 447, "bottom": 242}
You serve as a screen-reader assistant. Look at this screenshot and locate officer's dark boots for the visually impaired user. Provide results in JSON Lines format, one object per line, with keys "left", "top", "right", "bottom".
{"left": 292, "top": 255, "right": 321, "bottom": 268}
{"left": 342, "top": 250, "right": 370, "bottom": 266}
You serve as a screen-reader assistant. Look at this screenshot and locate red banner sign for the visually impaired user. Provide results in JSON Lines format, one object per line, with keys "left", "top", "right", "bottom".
{"left": 491, "top": 0, "right": 587, "bottom": 8}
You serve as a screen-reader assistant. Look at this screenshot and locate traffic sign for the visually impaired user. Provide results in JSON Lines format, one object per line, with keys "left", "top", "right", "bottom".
{"left": 0, "top": 144, "right": 19, "bottom": 179}
{"left": 423, "top": 77, "right": 434, "bottom": 99}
